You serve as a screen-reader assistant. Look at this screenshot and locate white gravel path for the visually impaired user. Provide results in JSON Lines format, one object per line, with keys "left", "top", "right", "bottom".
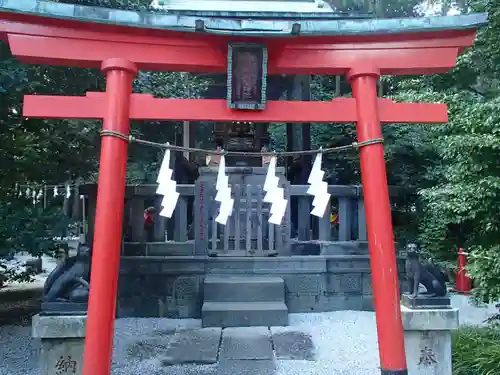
{"left": 276, "top": 312, "right": 380, "bottom": 375}
{"left": 0, "top": 295, "right": 497, "bottom": 375}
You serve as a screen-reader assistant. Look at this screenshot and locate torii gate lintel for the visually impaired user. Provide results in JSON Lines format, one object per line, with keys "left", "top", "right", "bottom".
{"left": 22, "top": 93, "right": 448, "bottom": 124}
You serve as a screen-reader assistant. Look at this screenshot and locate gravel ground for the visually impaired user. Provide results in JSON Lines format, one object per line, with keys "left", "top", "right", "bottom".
{"left": 276, "top": 312, "right": 380, "bottom": 375}
{"left": 0, "top": 295, "right": 497, "bottom": 375}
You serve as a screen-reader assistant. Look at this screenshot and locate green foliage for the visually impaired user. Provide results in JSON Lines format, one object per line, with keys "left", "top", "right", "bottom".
{"left": 0, "top": 0, "right": 210, "bottom": 282}
{"left": 452, "top": 326, "right": 500, "bottom": 375}
{"left": 392, "top": 84, "right": 500, "bottom": 299}
{"left": 380, "top": 1, "right": 500, "bottom": 303}
{"left": 468, "top": 245, "right": 500, "bottom": 304}
{"left": 128, "top": 71, "right": 211, "bottom": 183}
{"left": 0, "top": 196, "right": 71, "bottom": 257}
{"left": 310, "top": 76, "right": 361, "bottom": 184}
{"left": 0, "top": 259, "right": 34, "bottom": 286}
{"left": 0, "top": 190, "right": 72, "bottom": 284}
{"left": 0, "top": 43, "right": 92, "bottom": 274}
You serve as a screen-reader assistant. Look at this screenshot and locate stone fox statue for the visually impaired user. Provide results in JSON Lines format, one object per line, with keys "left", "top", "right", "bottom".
{"left": 43, "top": 245, "right": 91, "bottom": 303}
{"left": 405, "top": 246, "right": 448, "bottom": 297}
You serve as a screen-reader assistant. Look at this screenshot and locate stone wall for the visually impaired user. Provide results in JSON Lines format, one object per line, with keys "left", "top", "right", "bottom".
{"left": 122, "top": 240, "right": 370, "bottom": 257}
{"left": 117, "top": 255, "right": 406, "bottom": 318}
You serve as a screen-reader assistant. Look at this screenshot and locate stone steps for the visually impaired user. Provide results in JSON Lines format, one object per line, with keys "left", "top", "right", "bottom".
{"left": 202, "top": 301, "right": 288, "bottom": 328}
{"left": 202, "top": 275, "right": 288, "bottom": 327}
{"left": 204, "top": 275, "right": 284, "bottom": 302}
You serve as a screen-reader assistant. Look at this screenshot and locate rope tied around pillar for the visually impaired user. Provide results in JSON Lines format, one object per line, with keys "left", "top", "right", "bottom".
{"left": 99, "top": 129, "right": 383, "bottom": 157}
{"left": 100, "top": 130, "right": 133, "bottom": 143}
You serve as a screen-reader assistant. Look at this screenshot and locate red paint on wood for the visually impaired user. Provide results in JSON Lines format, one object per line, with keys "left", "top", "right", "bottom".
{"left": 81, "top": 59, "right": 137, "bottom": 375}
{"left": 456, "top": 248, "right": 472, "bottom": 293}
{"left": 0, "top": 16, "right": 477, "bottom": 74}
{"left": 349, "top": 70, "right": 407, "bottom": 372}
{"left": 23, "top": 93, "right": 448, "bottom": 123}
{"left": 270, "top": 47, "right": 461, "bottom": 75}
{"left": 7, "top": 33, "right": 226, "bottom": 71}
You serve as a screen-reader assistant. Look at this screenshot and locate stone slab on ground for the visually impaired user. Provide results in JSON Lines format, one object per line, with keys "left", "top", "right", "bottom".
{"left": 125, "top": 335, "right": 174, "bottom": 362}
{"left": 160, "top": 328, "right": 222, "bottom": 365}
{"left": 202, "top": 301, "right": 288, "bottom": 327}
{"left": 114, "top": 362, "right": 219, "bottom": 375}
{"left": 271, "top": 328, "right": 315, "bottom": 360}
{"left": 220, "top": 327, "right": 273, "bottom": 360}
{"left": 217, "top": 360, "right": 276, "bottom": 375}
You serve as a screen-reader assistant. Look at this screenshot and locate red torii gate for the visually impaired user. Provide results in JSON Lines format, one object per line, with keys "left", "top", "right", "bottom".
{"left": 0, "top": 3, "right": 486, "bottom": 375}
{"left": 24, "top": 93, "right": 448, "bottom": 123}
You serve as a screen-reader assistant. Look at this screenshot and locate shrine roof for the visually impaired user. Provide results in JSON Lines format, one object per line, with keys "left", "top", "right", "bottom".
{"left": 149, "top": 0, "right": 367, "bottom": 19}
{"left": 0, "top": 0, "right": 487, "bottom": 37}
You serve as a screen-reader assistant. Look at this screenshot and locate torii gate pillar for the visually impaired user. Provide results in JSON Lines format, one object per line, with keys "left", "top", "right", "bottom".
{"left": 348, "top": 66, "right": 407, "bottom": 374}
{"left": 82, "top": 58, "right": 137, "bottom": 375}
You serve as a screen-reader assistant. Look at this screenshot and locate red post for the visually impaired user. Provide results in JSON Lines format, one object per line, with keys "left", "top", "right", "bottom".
{"left": 347, "top": 66, "right": 407, "bottom": 375}
{"left": 82, "top": 58, "right": 138, "bottom": 375}
{"left": 456, "top": 248, "right": 472, "bottom": 293}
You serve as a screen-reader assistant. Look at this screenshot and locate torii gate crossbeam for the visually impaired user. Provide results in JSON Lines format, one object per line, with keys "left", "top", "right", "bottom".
{"left": 23, "top": 94, "right": 448, "bottom": 123}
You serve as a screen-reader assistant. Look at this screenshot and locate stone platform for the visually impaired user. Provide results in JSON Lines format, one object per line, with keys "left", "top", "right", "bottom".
{"left": 202, "top": 275, "right": 288, "bottom": 327}
{"left": 117, "top": 255, "right": 407, "bottom": 318}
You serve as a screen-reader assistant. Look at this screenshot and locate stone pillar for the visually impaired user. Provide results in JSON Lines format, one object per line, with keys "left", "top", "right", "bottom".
{"left": 130, "top": 196, "right": 144, "bottom": 242}
{"left": 401, "top": 305, "right": 459, "bottom": 375}
{"left": 32, "top": 314, "right": 87, "bottom": 375}
{"left": 154, "top": 195, "right": 166, "bottom": 241}
{"left": 86, "top": 192, "right": 96, "bottom": 247}
{"left": 357, "top": 198, "right": 367, "bottom": 241}
{"left": 183, "top": 120, "right": 190, "bottom": 160}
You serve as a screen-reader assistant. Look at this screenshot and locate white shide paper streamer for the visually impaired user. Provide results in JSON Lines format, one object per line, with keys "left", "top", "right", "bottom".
{"left": 156, "top": 146, "right": 179, "bottom": 218}
{"left": 263, "top": 156, "right": 287, "bottom": 225}
{"left": 214, "top": 154, "right": 233, "bottom": 225}
{"left": 306, "top": 152, "right": 331, "bottom": 217}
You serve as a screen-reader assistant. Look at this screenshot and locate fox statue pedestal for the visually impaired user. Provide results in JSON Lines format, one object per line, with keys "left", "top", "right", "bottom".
{"left": 401, "top": 244, "right": 458, "bottom": 375}
{"left": 401, "top": 293, "right": 451, "bottom": 310}
{"left": 33, "top": 245, "right": 91, "bottom": 375}
{"left": 32, "top": 314, "right": 87, "bottom": 375}
{"left": 401, "top": 297, "right": 458, "bottom": 375}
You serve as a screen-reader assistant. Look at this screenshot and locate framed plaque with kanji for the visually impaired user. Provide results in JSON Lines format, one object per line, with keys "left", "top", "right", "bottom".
{"left": 227, "top": 43, "right": 268, "bottom": 110}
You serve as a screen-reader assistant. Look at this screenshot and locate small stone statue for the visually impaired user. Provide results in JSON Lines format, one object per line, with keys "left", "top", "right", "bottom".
{"left": 405, "top": 243, "right": 448, "bottom": 298}
{"left": 42, "top": 245, "right": 91, "bottom": 308}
